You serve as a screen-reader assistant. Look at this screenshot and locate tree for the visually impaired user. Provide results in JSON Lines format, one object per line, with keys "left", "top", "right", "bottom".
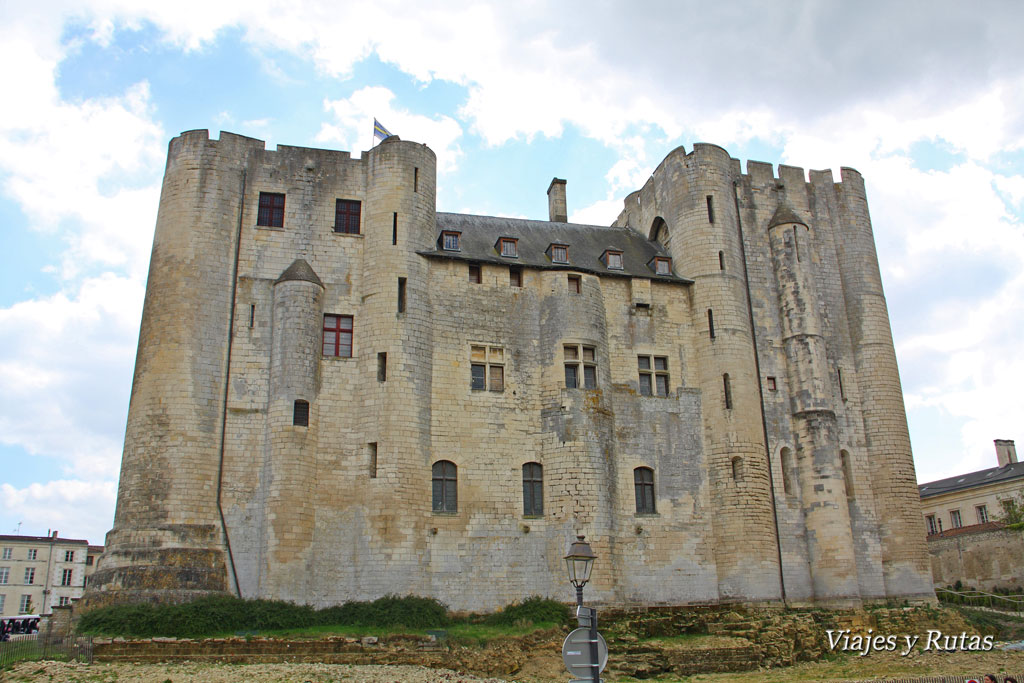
{"left": 996, "top": 493, "right": 1024, "bottom": 531}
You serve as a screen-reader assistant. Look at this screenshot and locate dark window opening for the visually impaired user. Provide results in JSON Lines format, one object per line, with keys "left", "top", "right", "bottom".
{"left": 369, "top": 442, "right": 378, "bottom": 478}
{"left": 723, "top": 373, "right": 732, "bottom": 410}
{"left": 392, "top": 212, "right": 398, "bottom": 245}
{"left": 706, "top": 195, "right": 715, "bottom": 224}
{"left": 731, "top": 456, "right": 742, "bottom": 482}
{"left": 469, "top": 264, "right": 482, "bottom": 283}
{"left": 398, "top": 277, "right": 407, "bottom": 313}
{"left": 471, "top": 363, "right": 486, "bottom": 390}
{"left": 780, "top": 447, "right": 793, "bottom": 496}
{"left": 377, "top": 352, "right": 387, "bottom": 382}
{"left": 509, "top": 266, "right": 522, "bottom": 287}
{"left": 708, "top": 309, "right": 715, "bottom": 339}
{"left": 793, "top": 226, "right": 800, "bottom": 262}
{"left": 719, "top": 250, "right": 725, "bottom": 270}
{"left": 634, "top": 467, "right": 655, "bottom": 514}
{"left": 334, "top": 199, "right": 361, "bottom": 234}
{"left": 414, "top": 167, "right": 419, "bottom": 193}
{"left": 568, "top": 274, "right": 581, "bottom": 293}
{"left": 249, "top": 304, "right": 255, "bottom": 328}
{"left": 432, "top": 460, "right": 457, "bottom": 512}
{"left": 523, "top": 462, "right": 543, "bottom": 516}
{"left": 837, "top": 368, "right": 846, "bottom": 400}
{"left": 564, "top": 344, "right": 596, "bottom": 389}
{"left": 840, "top": 450, "right": 854, "bottom": 498}
{"left": 293, "top": 400, "right": 309, "bottom": 426}
{"left": 257, "top": 192, "right": 285, "bottom": 227}
{"left": 766, "top": 376, "right": 777, "bottom": 391}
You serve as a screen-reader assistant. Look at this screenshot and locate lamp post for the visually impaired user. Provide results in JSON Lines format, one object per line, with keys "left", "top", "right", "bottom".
{"left": 564, "top": 535, "right": 599, "bottom": 682}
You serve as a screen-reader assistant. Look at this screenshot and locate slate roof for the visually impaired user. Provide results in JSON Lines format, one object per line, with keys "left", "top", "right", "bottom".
{"left": 768, "top": 204, "right": 806, "bottom": 229}
{"left": 918, "top": 460, "right": 1024, "bottom": 498}
{"left": 0, "top": 535, "right": 89, "bottom": 544}
{"left": 421, "top": 213, "right": 692, "bottom": 283}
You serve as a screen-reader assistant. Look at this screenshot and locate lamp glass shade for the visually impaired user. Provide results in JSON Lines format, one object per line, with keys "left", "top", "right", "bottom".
{"left": 564, "top": 535, "right": 597, "bottom": 588}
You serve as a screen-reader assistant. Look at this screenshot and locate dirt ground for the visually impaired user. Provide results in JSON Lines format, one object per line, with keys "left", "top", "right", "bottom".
{"left": 4, "top": 647, "right": 1024, "bottom": 683}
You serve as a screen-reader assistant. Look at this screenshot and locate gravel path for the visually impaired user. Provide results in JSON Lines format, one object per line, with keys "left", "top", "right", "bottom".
{"left": 3, "top": 661, "right": 521, "bottom": 682}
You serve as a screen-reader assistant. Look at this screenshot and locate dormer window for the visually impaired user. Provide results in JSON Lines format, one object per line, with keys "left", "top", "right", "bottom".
{"left": 441, "top": 231, "right": 461, "bottom": 251}
{"left": 498, "top": 237, "right": 518, "bottom": 258}
{"left": 603, "top": 249, "right": 624, "bottom": 270}
{"left": 549, "top": 243, "right": 569, "bottom": 264}
{"left": 653, "top": 257, "right": 672, "bottom": 275}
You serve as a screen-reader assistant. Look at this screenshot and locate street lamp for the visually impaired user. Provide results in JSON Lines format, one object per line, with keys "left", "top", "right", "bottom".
{"left": 564, "top": 535, "right": 597, "bottom": 607}
{"left": 564, "top": 535, "right": 601, "bottom": 682}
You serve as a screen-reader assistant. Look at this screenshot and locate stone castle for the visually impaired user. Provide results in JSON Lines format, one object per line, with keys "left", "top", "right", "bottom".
{"left": 87, "top": 130, "right": 935, "bottom": 611}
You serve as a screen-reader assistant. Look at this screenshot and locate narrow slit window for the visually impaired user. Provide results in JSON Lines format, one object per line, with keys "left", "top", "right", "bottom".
{"left": 708, "top": 309, "right": 715, "bottom": 339}
{"left": 793, "top": 226, "right": 800, "bottom": 262}
{"left": 837, "top": 368, "right": 846, "bottom": 400}
{"left": 249, "top": 304, "right": 255, "bottom": 328}
{"left": 392, "top": 212, "right": 398, "bottom": 245}
{"left": 414, "top": 167, "right": 419, "bottom": 193}
{"left": 840, "top": 450, "right": 854, "bottom": 498}
{"left": 369, "top": 442, "right": 378, "bottom": 478}
{"left": 719, "top": 250, "right": 725, "bottom": 270}
{"left": 731, "top": 456, "right": 742, "bottom": 482}
{"left": 723, "top": 373, "right": 732, "bottom": 410}
{"left": 293, "top": 400, "right": 309, "bottom": 426}
{"left": 706, "top": 195, "right": 715, "bottom": 223}
{"left": 780, "top": 447, "right": 793, "bottom": 496}
{"left": 377, "top": 352, "right": 387, "bottom": 382}
{"left": 398, "top": 277, "right": 407, "bottom": 313}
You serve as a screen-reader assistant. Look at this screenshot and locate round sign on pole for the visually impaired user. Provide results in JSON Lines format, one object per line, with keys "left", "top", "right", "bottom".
{"left": 561, "top": 627, "right": 608, "bottom": 677}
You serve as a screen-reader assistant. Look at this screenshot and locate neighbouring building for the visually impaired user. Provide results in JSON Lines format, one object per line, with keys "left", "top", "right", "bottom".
{"left": 85, "top": 130, "right": 935, "bottom": 612}
{"left": 919, "top": 439, "right": 1024, "bottom": 590}
{"left": 0, "top": 532, "right": 103, "bottom": 616}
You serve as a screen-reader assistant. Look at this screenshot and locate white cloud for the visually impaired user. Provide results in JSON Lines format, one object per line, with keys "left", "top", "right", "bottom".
{"left": 0, "top": 480, "right": 117, "bottom": 544}
{"left": 316, "top": 86, "right": 464, "bottom": 173}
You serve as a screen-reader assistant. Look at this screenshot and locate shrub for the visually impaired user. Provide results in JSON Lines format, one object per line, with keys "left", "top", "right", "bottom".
{"left": 485, "top": 596, "right": 570, "bottom": 626}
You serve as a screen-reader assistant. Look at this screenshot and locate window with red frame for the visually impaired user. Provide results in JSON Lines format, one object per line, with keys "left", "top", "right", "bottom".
{"left": 323, "top": 314, "right": 353, "bottom": 357}
{"left": 335, "top": 199, "right": 361, "bottom": 234}
{"left": 257, "top": 192, "right": 285, "bottom": 227}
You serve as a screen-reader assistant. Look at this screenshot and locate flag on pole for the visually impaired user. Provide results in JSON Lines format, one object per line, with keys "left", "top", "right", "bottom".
{"left": 373, "top": 118, "right": 393, "bottom": 143}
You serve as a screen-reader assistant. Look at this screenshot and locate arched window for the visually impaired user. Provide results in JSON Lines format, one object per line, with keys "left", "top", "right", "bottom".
{"left": 522, "top": 462, "right": 543, "bottom": 516}
{"left": 634, "top": 467, "right": 655, "bottom": 514}
{"left": 840, "top": 450, "right": 854, "bottom": 498}
{"left": 293, "top": 400, "right": 309, "bottom": 426}
{"left": 432, "top": 461, "right": 457, "bottom": 513}
{"left": 650, "top": 217, "right": 670, "bottom": 246}
{"left": 731, "top": 456, "right": 743, "bottom": 483}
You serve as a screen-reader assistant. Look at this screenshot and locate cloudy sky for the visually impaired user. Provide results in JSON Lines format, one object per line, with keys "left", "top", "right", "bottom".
{"left": 2, "top": 2, "right": 1023, "bottom": 544}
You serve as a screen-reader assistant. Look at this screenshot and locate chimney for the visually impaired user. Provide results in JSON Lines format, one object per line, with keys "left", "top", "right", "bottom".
{"left": 995, "top": 439, "right": 1018, "bottom": 467}
{"left": 52, "top": 530, "right": 58, "bottom": 540}
{"left": 547, "top": 178, "right": 567, "bottom": 223}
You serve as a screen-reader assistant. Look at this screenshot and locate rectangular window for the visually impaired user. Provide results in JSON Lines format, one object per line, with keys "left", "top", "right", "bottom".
{"left": 719, "top": 250, "right": 725, "bottom": 270}
{"left": 249, "top": 304, "right": 255, "bottom": 328}
{"left": 706, "top": 195, "right": 715, "bottom": 223}
{"left": 377, "top": 352, "right": 387, "bottom": 382}
{"left": 565, "top": 344, "right": 597, "bottom": 389}
{"left": 414, "top": 167, "right": 419, "bottom": 193}
{"left": 442, "top": 231, "right": 461, "bottom": 251}
{"left": 59, "top": 597, "right": 71, "bottom": 607}
{"left": 500, "top": 238, "right": 518, "bottom": 258}
{"left": 950, "top": 509, "right": 962, "bottom": 528}
{"left": 293, "top": 400, "right": 309, "bottom": 427}
{"left": 470, "top": 345, "right": 504, "bottom": 392}
{"left": 723, "top": 373, "right": 733, "bottom": 410}
{"left": 64, "top": 550, "right": 74, "bottom": 563}
{"left": 654, "top": 257, "right": 671, "bottom": 275}
{"left": 368, "top": 442, "right": 378, "bottom": 479}
{"left": 86, "top": 556, "right": 94, "bottom": 566}
{"left": 568, "top": 274, "right": 581, "bottom": 294}
{"left": 977, "top": 505, "right": 989, "bottom": 524}
{"left": 334, "top": 199, "right": 361, "bottom": 234}
{"left": 0, "top": 595, "right": 5, "bottom": 612}
{"left": 24, "top": 567, "right": 35, "bottom": 584}
{"left": 392, "top": 212, "right": 398, "bottom": 245}
{"left": 2, "top": 548, "right": 10, "bottom": 560}
{"left": 509, "top": 266, "right": 522, "bottom": 287}
{"left": 638, "top": 356, "right": 669, "bottom": 397}
{"left": 707, "top": 309, "right": 715, "bottom": 339}
{"left": 26, "top": 549, "right": 36, "bottom": 561}
{"left": 634, "top": 467, "right": 656, "bottom": 514}
{"left": 551, "top": 244, "right": 568, "bottom": 263}
{"left": 323, "top": 314, "right": 353, "bottom": 357}
{"left": 766, "top": 376, "right": 777, "bottom": 391}
{"left": 925, "top": 515, "right": 937, "bottom": 535}
{"left": 257, "top": 192, "right": 285, "bottom": 227}
{"left": 0, "top": 567, "right": 8, "bottom": 584}
{"left": 19, "top": 595, "right": 31, "bottom": 613}
{"left": 61, "top": 568, "right": 73, "bottom": 586}
{"left": 522, "top": 463, "right": 543, "bottom": 516}
{"left": 398, "top": 277, "right": 407, "bottom": 313}
{"left": 604, "top": 250, "right": 623, "bottom": 269}
{"left": 468, "top": 264, "right": 482, "bottom": 283}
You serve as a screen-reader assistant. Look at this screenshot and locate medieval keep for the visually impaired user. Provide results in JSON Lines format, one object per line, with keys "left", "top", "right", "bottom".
{"left": 86, "top": 130, "right": 935, "bottom": 611}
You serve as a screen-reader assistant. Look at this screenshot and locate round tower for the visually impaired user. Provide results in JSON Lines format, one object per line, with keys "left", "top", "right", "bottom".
{"left": 660, "top": 143, "right": 781, "bottom": 601}
{"left": 354, "top": 137, "right": 439, "bottom": 597}
{"left": 767, "top": 205, "right": 860, "bottom": 605}
{"left": 259, "top": 260, "right": 324, "bottom": 601}
{"left": 85, "top": 131, "right": 265, "bottom": 606}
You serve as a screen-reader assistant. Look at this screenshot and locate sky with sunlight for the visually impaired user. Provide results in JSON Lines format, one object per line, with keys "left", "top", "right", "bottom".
{"left": 2, "top": 1, "right": 1024, "bottom": 544}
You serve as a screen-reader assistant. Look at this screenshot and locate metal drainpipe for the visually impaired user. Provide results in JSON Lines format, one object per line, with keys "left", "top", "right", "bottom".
{"left": 732, "top": 179, "right": 787, "bottom": 604}
{"left": 215, "top": 168, "right": 246, "bottom": 598}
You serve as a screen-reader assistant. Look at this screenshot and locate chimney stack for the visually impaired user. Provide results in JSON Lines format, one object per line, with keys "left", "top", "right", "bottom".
{"left": 547, "top": 178, "right": 567, "bottom": 223}
{"left": 995, "top": 439, "right": 1017, "bottom": 467}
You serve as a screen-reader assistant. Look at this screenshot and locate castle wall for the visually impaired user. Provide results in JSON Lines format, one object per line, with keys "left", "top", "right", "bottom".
{"left": 90, "top": 131, "right": 934, "bottom": 612}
